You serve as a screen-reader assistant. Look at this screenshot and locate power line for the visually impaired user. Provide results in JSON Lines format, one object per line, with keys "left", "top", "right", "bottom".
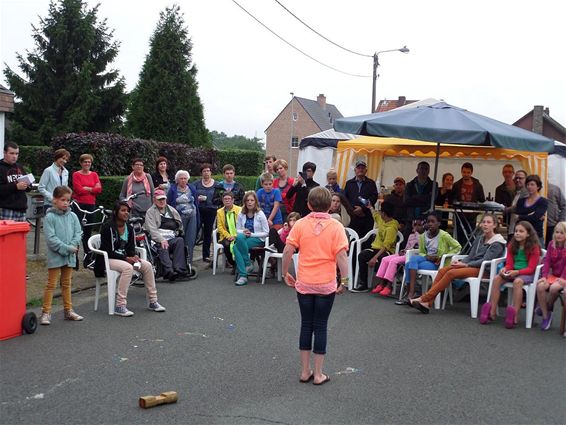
{"left": 231, "top": 0, "right": 371, "bottom": 78}
{"left": 273, "top": 0, "right": 373, "bottom": 58}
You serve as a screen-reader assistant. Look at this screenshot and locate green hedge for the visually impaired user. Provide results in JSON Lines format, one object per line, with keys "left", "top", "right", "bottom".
{"left": 19, "top": 132, "right": 262, "bottom": 178}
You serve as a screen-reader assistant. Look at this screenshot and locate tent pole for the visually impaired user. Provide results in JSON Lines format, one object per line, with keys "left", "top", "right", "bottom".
{"left": 430, "top": 142, "right": 440, "bottom": 212}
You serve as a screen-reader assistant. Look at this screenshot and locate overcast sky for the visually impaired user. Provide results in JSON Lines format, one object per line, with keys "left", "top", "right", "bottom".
{"left": 1, "top": 0, "right": 565, "bottom": 140}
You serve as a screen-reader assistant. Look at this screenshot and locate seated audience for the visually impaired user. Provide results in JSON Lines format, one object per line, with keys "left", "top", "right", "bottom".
{"left": 216, "top": 191, "right": 242, "bottom": 268}
{"left": 535, "top": 222, "right": 566, "bottom": 330}
{"left": 409, "top": 213, "right": 505, "bottom": 313}
{"left": 353, "top": 201, "right": 399, "bottom": 294}
{"left": 120, "top": 158, "right": 154, "bottom": 217}
{"left": 144, "top": 189, "right": 188, "bottom": 281}
{"left": 99, "top": 201, "right": 165, "bottom": 316}
{"left": 480, "top": 220, "right": 541, "bottom": 328}
{"left": 234, "top": 191, "right": 269, "bottom": 286}
{"left": 329, "top": 192, "right": 353, "bottom": 227}
{"left": 404, "top": 211, "right": 461, "bottom": 301}
{"left": 268, "top": 212, "right": 301, "bottom": 253}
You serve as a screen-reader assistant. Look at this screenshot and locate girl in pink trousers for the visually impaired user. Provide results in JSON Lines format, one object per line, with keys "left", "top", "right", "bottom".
{"left": 372, "top": 219, "right": 424, "bottom": 303}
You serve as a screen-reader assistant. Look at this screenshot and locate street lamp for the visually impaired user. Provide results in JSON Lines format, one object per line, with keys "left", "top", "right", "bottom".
{"left": 371, "top": 46, "right": 409, "bottom": 113}
{"left": 289, "top": 92, "right": 295, "bottom": 176}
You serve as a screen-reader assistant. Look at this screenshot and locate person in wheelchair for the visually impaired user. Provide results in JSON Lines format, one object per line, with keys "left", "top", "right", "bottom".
{"left": 145, "top": 189, "right": 188, "bottom": 281}
{"left": 97, "top": 201, "right": 165, "bottom": 317}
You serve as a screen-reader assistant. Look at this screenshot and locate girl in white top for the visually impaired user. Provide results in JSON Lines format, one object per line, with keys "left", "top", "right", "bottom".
{"left": 234, "top": 191, "right": 269, "bottom": 286}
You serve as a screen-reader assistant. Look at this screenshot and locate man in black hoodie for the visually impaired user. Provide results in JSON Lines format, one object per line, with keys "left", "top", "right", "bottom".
{"left": 287, "top": 162, "right": 319, "bottom": 217}
{"left": 0, "top": 142, "right": 30, "bottom": 221}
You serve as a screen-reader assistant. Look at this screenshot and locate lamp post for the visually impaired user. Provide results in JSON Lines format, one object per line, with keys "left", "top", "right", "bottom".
{"left": 289, "top": 92, "right": 295, "bottom": 176}
{"left": 371, "top": 46, "right": 409, "bottom": 113}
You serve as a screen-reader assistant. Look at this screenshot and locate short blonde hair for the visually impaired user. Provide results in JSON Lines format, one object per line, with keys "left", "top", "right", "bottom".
{"left": 260, "top": 172, "right": 273, "bottom": 184}
{"left": 273, "top": 159, "right": 288, "bottom": 170}
{"left": 553, "top": 222, "right": 566, "bottom": 245}
{"left": 79, "top": 154, "right": 93, "bottom": 163}
{"left": 175, "top": 170, "right": 190, "bottom": 182}
{"left": 326, "top": 168, "right": 337, "bottom": 179}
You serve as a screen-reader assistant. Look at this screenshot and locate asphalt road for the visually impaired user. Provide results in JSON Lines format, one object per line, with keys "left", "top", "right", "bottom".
{"left": 1, "top": 267, "right": 565, "bottom": 425}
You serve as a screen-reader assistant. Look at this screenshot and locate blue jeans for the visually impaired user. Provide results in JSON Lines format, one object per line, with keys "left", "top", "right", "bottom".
{"left": 405, "top": 255, "right": 438, "bottom": 282}
{"left": 180, "top": 210, "right": 197, "bottom": 264}
{"left": 296, "top": 292, "right": 336, "bottom": 355}
{"left": 233, "top": 234, "right": 264, "bottom": 277}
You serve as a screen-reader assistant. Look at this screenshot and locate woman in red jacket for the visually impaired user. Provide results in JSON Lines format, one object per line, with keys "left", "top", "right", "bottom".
{"left": 72, "top": 154, "right": 102, "bottom": 265}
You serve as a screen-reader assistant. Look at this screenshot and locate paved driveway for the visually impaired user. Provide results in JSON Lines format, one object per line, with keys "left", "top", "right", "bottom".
{"left": 1, "top": 267, "right": 565, "bottom": 424}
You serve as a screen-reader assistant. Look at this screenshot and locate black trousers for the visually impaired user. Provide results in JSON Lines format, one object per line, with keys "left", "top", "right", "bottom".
{"left": 357, "top": 249, "right": 388, "bottom": 288}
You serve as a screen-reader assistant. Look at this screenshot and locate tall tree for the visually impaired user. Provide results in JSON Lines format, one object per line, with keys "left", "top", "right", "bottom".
{"left": 3, "top": 0, "right": 127, "bottom": 145}
{"left": 211, "top": 130, "right": 264, "bottom": 152}
{"left": 126, "top": 5, "right": 209, "bottom": 147}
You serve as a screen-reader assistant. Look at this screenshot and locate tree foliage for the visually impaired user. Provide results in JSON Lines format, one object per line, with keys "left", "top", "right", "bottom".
{"left": 3, "top": 0, "right": 127, "bottom": 145}
{"left": 125, "top": 5, "right": 209, "bottom": 147}
{"left": 210, "top": 130, "right": 264, "bottom": 152}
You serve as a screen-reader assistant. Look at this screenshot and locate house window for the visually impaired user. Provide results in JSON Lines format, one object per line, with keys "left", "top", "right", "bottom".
{"left": 291, "top": 137, "right": 299, "bottom": 148}
{"left": 292, "top": 112, "right": 298, "bottom": 121}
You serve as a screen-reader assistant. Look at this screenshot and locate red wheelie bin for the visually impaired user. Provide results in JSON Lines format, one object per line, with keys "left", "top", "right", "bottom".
{"left": 0, "top": 220, "right": 37, "bottom": 340}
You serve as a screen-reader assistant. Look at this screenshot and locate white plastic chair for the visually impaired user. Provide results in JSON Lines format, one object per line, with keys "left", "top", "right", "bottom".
{"left": 212, "top": 229, "right": 226, "bottom": 275}
{"left": 261, "top": 236, "right": 298, "bottom": 284}
{"left": 399, "top": 249, "right": 459, "bottom": 308}
{"left": 352, "top": 229, "right": 403, "bottom": 291}
{"left": 87, "top": 234, "right": 146, "bottom": 315}
{"left": 487, "top": 249, "right": 546, "bottom": 328}
{"left": 344, "top": 227, "right": 359, "bottom": 290}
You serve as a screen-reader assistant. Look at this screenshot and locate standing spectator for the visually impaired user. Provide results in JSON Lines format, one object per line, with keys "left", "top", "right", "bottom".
{"left": 144, "top": 189, "right": 188, "bottom": 281}
{"left": 216, "top": 191, "right": 242, "bottom": 269}
{"left": 216, "top": 164, "right": 245, "bottom": 206}
{"left": 120, "top": 158, "right": 154, "bottom": 217}
{"left": 516, "top": 174, "right": 548, "bottom": 244}
{"left": 72, "top": 154, "right": 102, "bottom": 265}
{"left": 281, "top": 187, "right": 349, "bottom": 386}
{"left": 435, "top": 173, "right": 454, "bottom": 207}
{"left": 273, "top": 159, "right": 295, "bottom": 221}
{"left": 167, "top": 170, "right": 199, "bottom": 267}
{"left": 403, "top": 161, "right": 435, "bottom": 242}
{"left": 343, "top": 160, "right": 378, "bottom": 239}
{"left": 39, "top": 148, "right": 70, "bottom": 210}
{"left": 495, "top": 164, "right": 516, "bottom": 208}
{"left": 384, "top": 176, "right": 406, "bottom": 227}
{"left": 545, "top": 183, "right": 566, "bottom": 246}
{"left": 325, "top": 169, "right": 341, "bottom": 193}
{"left": 256, "top": 172, "right": 283, "bottom": 229}
{"left": 450, "top": 162, "right": 485, "bottom": 246}
{"left": 151, "top": 156, "right": 175, "bottom": 192}
{"left": 287, "top": 162, "right": 320, "bottom": 217}
{"left": 194, "top": 163, "right": 222, "bottom": 263}
{"left": 506, "top": 170, "right": 529, "bottom": 238}
{"left": 0, "top": 142, "right": 29, "bottom": 221}
{"left": 255, "top": 155, "right": 277, "bottom": 190}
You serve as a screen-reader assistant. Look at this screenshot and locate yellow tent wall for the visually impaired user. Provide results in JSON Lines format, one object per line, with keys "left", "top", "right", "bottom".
{"left": 335, "top": 136, "right": 548, "bottom": 194}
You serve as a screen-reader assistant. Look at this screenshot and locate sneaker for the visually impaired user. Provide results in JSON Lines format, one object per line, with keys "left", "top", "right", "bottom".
{"left": 148, "top": 302, "right": 166, "bottom": 312}
{"left": 394, "top": 298, "right": 411, "bottom": 306}
{"left": 114, "top": 306, "right": 134, "bottom": 317}
{"left": 371, "top": 284, "right": 385, "bottom": 294}
{"left": 350, "top": 286, "right": 369, "bottom": 293}
{"left": 39, "top": 312, "right": 51, "bottom": 326}
{"left": 540, "top": 312, "right": 553, "bottom": 331}
{"left": 265, "top": 244, "right": 277, "bottom": 253}
{"left": 245, "top": 263, "right": 255, "bottom": 274}
{"left": 64, "top": 309, "right": 84, "bottom": 321}
{"left": 235, "top": 276, "right": 248, "bottom": 286}
{"left": 379, "top": 286, "right": 392, "bottom": 297}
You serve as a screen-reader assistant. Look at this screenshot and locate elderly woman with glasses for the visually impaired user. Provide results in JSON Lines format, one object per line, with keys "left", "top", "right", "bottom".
{"left": 167, "top": 170, "right": 200, "bottom": 267}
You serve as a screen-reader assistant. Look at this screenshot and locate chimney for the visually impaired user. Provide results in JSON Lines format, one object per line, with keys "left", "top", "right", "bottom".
{"left": 544, "top": 107, "right": 549, "bottom": 115}
{"left": 317, "top": 94, "right": 326, "bottom": 109}
{"left": 532, "top": 105, "right": 544, "bottom": 134}
{"left": 398, "top": 96, "right": 406, "bottom": 106}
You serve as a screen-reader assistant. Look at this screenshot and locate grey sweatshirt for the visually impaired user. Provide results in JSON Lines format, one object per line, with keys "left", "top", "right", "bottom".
{"left": 462, "top": 233, "right": 506, "bottom": 268}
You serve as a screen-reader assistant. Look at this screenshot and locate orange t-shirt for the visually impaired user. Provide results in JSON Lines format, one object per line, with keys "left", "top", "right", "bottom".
{"left": 286, "top": 214, "right": 349, "bottom": 285}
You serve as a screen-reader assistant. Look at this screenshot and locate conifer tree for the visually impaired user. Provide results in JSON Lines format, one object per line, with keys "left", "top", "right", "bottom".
{"left": 126, "top": 5, "right": 210, "bottom": 147}
{"left": 3, "top": 0, "right": 127, "bottom": 145}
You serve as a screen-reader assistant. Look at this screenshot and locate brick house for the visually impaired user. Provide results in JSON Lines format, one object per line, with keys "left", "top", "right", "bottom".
{"left": 0, "top": 84, "right": 15, "bottom": 156}
{"left": 265, "top": 94, "right": 342, "bottom": 176}
{"left": 513, "top": 105, "right": 566, "bottom": 143}
{"left": 375, "top": 95, "right": 418, "bottom": 113}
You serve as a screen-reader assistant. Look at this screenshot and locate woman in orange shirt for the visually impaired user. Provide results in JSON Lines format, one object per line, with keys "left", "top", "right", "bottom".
{"left": 282, "top": 187, "right": 349, "bottom": 386}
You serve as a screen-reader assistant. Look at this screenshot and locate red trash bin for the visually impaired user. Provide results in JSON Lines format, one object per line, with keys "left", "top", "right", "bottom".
{"left": 0, "top": 220, "right": 36, "bottom": 340}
